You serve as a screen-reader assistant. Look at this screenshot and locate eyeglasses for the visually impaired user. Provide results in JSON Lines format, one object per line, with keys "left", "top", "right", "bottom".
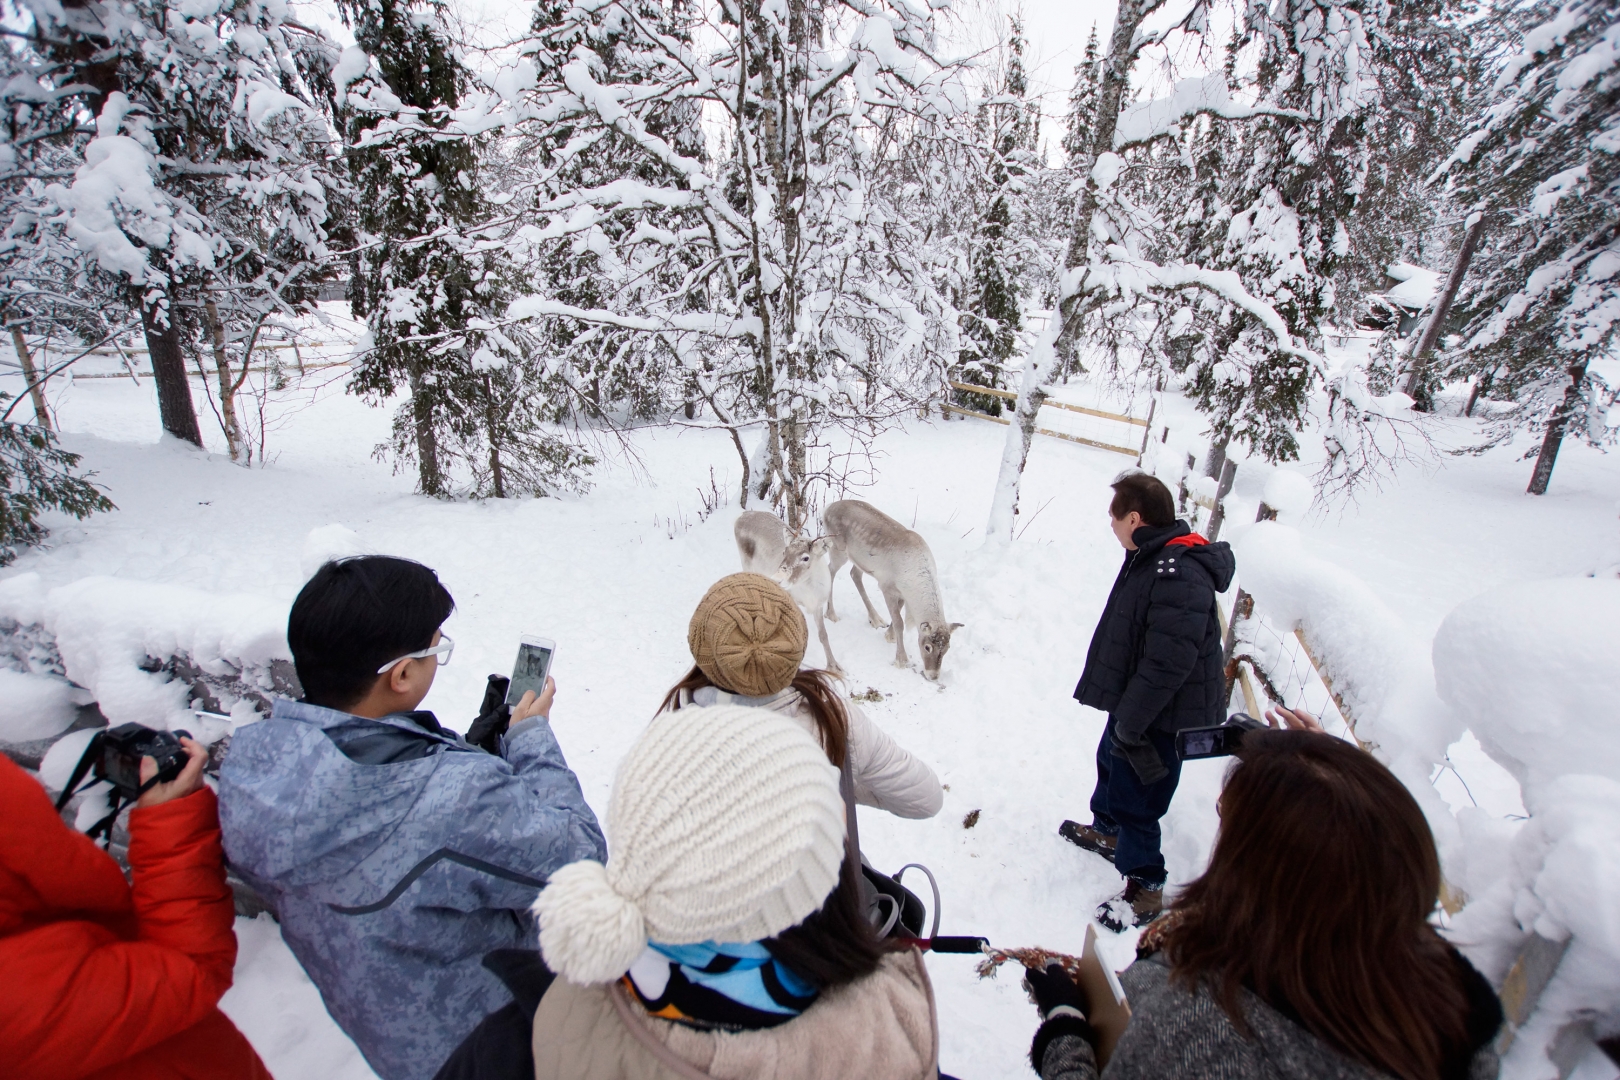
{"left": 376, "top": 633, "right": 455, "bottom": 675}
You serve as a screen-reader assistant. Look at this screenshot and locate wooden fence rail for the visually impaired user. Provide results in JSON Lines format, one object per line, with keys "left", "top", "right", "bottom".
{"left": 944, "top": 381, "right": 1154, "bottom": 459}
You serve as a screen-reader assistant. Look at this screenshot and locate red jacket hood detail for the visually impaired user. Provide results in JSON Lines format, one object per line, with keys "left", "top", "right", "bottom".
{"left": 1166, "top": 533, "right": 1209, "bottom": 548}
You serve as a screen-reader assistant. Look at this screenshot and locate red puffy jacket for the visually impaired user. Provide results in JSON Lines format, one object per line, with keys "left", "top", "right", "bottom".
{"left": 0, "top": 754, "right": 272, "bottom": 1080}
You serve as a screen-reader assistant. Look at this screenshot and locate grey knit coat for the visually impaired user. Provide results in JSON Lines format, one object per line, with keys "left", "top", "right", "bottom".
{"left": 1039, "top": 955, "right": 1501, "bottom": 1080}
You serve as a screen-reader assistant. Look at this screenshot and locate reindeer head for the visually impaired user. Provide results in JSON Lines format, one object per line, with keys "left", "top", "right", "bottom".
{"left": 774, "top": 534, "right": 829, "bottom": 588}
{"left": 916, "top": 620, "right": 964, "bottom": 681}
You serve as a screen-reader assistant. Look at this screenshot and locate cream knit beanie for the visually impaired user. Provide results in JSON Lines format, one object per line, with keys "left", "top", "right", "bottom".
{"left": 533, "top": 704, "right": 846, "bottom": 985}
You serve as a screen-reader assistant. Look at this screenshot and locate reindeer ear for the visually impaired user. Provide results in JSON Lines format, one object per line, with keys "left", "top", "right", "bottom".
{"left": 811, "top": 537, "right": 830, "bottom": 555}
{"left": 949, "top": 622, "right": 964, "bottom": 631}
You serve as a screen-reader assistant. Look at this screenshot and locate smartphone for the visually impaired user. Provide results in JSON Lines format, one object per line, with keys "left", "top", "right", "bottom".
{"left": 505, "top": 637, "right": 556, "bottom": 708}
{"left": 1175, "top": 713, "right": 1265, "bottom": 760}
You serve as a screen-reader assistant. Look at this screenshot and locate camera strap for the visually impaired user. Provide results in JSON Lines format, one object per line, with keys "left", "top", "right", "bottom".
{"left": 53, "top": 731, "right": 105, "bottom": 813}
{"left": 52, "top": 731, "right": 166, "bottom": 847}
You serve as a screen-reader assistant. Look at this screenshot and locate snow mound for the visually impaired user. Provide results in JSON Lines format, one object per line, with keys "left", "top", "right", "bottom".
{"left": 0, "top": 669, "right": 79, "bottom": 742}
{"left": 300, "top": 524, "right": 372, "bottom": 580}
{"left": 1433, "top": 578, "right": 1620, "bottom": 785}
{"left": 0, "top": 573, "right": 290, "bottom": 732}
{"left": 1236, "top": 523, "right": 1457, "bottom": 763}
{"left": 1262, "top": 468, "right": 1315, "bottom": 522}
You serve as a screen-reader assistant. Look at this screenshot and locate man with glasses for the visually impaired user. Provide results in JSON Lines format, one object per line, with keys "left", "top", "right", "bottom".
{"left": 218, "top": 556, "right": 604, "bottom": 1080}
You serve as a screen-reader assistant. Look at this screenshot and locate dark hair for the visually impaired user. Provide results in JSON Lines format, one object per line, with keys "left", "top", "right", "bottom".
{"left": 659, "top": 664, "right": 849, "bottom": 769}
{"left": 764, "top": 849, "right": 893, "bottom": 990}
{"left": 288, "top": 556, "right": 455, "bottom": 710}
{"left": 1159, "top": 730, "right": 1471, "bottom": 1080}
{"left": 1109, "top": 471, "right": 1176, "bottom": 527}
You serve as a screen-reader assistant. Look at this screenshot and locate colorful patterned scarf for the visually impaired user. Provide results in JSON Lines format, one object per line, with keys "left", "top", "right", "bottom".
{"left": 623, "top": 940, "right": 819, "bottom": 1031}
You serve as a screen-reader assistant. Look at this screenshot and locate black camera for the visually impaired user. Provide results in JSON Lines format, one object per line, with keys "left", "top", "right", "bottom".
{"left": 1175, "top": 713, "right": 1265, "bottom": 760}
{"left": 96, "top": 723, "right": 191, "bottom": 799}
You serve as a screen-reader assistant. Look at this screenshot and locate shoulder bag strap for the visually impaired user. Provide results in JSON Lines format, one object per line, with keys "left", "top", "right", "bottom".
{"left": 839, "top": 751, "right": 862, "bottom": 879}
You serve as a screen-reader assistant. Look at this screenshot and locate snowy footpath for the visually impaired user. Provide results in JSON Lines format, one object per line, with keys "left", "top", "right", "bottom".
{"left": 3, "top": 370, "right": 1619, "bottom": 1079}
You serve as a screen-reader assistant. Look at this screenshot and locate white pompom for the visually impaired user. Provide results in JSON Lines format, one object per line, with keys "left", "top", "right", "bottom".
{"left": 532, "top": 861, "right": 646, "bottom": 985}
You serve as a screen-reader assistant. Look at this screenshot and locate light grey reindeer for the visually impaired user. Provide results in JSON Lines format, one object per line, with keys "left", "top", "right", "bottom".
{"left": 733, "top": 510, "right": 842, "bottom": 674}
{"left": 823, "top": 499, "right": 961, "bottom": 681}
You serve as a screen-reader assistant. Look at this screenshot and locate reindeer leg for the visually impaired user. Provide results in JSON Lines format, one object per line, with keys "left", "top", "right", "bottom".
{"left": 814, "top": 609, "right": 844, "bottom": 676}
{"left": 883, "top": 589, "right": 908, "bottom": 666}
{"left": 850, "top": 565, "right": 888, "bottom": 630}
{"left": 824, "top": 543, "right": 846, "bottom": 622}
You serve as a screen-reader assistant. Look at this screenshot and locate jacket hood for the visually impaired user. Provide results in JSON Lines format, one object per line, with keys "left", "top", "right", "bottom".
{"left": 1176, "top": 539, "right": 1236, "bottom": 592}
{"left": 220, "top": 699, "right": 459, "bottom": 887}
{"left": 1131, "top": 521, "right": 1237, "bottom": 592}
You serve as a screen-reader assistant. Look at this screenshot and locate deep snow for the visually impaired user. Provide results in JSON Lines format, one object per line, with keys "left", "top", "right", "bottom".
{"left": 4, "top": 359, "right": 1619, "bottom": 1079}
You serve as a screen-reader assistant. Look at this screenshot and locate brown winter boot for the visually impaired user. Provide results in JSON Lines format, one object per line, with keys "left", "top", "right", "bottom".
{"left": 1097, "top": 878, "right": 1164, "bottom": 932}
{"left": 1059, "top": 820, "right": 1117, "bottom": 863}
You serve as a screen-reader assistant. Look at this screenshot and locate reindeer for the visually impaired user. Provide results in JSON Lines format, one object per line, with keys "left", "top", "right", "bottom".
{"left": 733, "top": 511, "right": 842, "bottom": 675}
{"left": 823, "top": 499, "right": 961, "bottom": 681}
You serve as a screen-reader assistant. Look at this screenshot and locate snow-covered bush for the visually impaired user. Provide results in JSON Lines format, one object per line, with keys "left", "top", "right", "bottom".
{"left": 0, "top": 573, "right": 294, "bottom": 737}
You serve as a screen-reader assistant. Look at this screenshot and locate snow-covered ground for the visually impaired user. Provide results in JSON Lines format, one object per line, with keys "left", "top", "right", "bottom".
{"left": 5, "top": 363, "right": 1619, "bottom": 1079}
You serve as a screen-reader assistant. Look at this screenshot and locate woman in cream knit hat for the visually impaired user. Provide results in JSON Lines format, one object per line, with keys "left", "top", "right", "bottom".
{"left": 661, "top": 573, "right": 943, "bottom": 821}
{"left": 528, "top": 704, "right": 940, "bottom": 1080}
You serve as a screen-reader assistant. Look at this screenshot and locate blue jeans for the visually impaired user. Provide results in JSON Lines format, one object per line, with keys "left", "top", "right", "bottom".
{"left": 1088, "top": 717, "right": 1184, "bottom": 889}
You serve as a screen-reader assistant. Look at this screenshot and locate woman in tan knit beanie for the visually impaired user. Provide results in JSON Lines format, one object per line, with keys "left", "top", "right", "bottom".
{"left": 661, "top": 573, "right": 943, "bottom": 822}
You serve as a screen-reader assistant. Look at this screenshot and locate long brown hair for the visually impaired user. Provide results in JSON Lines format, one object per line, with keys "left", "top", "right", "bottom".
{"left": 659, "top": 664, "right": 850, "bottom": 769}
{"left": 1160, "top": 730, "right": 1470, "bottom": 1080}
{"left": 764, "top": 848, "right": 890, "bottom": 989}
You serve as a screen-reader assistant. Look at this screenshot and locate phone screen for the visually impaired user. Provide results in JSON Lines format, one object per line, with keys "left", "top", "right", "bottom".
{"left": 1178, "top": 726, "right": 1228, "bottom": 759}
{"left": 506, "top": 643, "right": 553, "bottom": 707}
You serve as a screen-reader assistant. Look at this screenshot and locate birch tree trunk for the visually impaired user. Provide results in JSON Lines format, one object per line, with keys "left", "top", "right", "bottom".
{"left": 9, "top": 327, "right": 51, "bottom": 430}
{"left": 204, "top": 300, "right": 244, "bottom": 461}
{"left": 984, "top": 327, "right": 1056, "bottom": 543}
{"left": 1055, "top": 0, "right": 1158, "bottom": 352}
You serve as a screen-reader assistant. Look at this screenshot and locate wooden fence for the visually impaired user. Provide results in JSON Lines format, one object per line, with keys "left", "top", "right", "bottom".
{"left": 942, "top": 380, "right": 1155, "bottom": 460}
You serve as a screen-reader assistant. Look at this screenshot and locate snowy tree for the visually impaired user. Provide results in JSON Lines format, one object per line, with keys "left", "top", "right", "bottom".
{"left": 502, "top": 0, "right": 961, "bottom": 528}
{"left": 23, "top": 0, "right": 338, "bottom": 453}
{"left": 335, "top": 0, "right": 591, "bottom": 498}
{"left": 0, "top": 42, "right": 114, "bottom": 559}
{"left": 952, "top": 19, "right": 1038, "bottom": 418}
{"left": 1436, "top": 0, "right": 1620, "bottom": 494}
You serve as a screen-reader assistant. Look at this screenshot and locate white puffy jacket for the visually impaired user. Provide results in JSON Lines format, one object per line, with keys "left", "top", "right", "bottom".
{"left": 682, "top": 685, "right": 944, "bottom": 819}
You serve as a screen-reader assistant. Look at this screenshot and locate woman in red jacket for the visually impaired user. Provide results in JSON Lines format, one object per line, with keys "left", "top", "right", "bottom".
{"left": 0, "top": 735, "right": 271, "bottom": 1080}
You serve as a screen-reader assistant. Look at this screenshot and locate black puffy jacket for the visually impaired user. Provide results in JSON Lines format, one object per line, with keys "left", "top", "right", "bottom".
{"left": 1073, "top": 521, "right": 1236, "bottom": 742}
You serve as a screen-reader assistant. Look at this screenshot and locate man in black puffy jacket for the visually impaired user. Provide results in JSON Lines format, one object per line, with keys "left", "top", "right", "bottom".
{"left": 1061, "top": 471, "right": 1235, "bottom": 931}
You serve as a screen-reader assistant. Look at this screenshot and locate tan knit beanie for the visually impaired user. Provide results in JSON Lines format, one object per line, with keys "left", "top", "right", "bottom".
{"left": 532, "top": 705, "right": 845, "bottom": 985}
{"left": 687, "top": 573, "right": 807, "bottom": 697}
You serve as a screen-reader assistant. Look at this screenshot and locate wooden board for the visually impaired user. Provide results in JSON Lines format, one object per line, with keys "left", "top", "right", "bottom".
{"left": 1076, "top": 924, "right": 1133, "bottom": 1067}
{"left": 946, "top": 380, "right": 1148, "bottom": 426}
{"left": 942, "top": 404, "right": 1140, "bottom": 458}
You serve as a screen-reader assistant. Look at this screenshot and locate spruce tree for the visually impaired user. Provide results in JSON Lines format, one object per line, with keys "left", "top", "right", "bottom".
{"left": 337, "top": 0, "right": 589, "bottom": 497}
{"left": 21, "top": 0, "right": 336, "bottom": 451}
{"left": 1439, "top": 0, "right": 1619, "bottom": 494}
{"left": 954, "top": 20, "right": 1035, "bottom": 417}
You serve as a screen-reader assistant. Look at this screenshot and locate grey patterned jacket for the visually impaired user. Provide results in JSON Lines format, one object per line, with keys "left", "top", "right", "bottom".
{"left": 1037, "top": 954, "right": 1501, "bottom": 1080}
{"left": 219, "top": 699, "right": 605, "bottom": 1080}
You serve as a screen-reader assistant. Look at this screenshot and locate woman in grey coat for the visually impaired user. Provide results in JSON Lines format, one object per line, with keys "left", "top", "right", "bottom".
{"left": 1024, "top": 713, "right": 1503, "bottom": 1080}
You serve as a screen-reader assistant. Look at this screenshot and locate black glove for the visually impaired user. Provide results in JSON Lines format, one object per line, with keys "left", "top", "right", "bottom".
{"left": 1112, "top": 731, "right": 1169, "bottom": 784}
{"left": 465, "top": 675, "right": 512, "bottom": 754}
{"left": 1023, "top": 960, "right": 1088, "bottom": 1020}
